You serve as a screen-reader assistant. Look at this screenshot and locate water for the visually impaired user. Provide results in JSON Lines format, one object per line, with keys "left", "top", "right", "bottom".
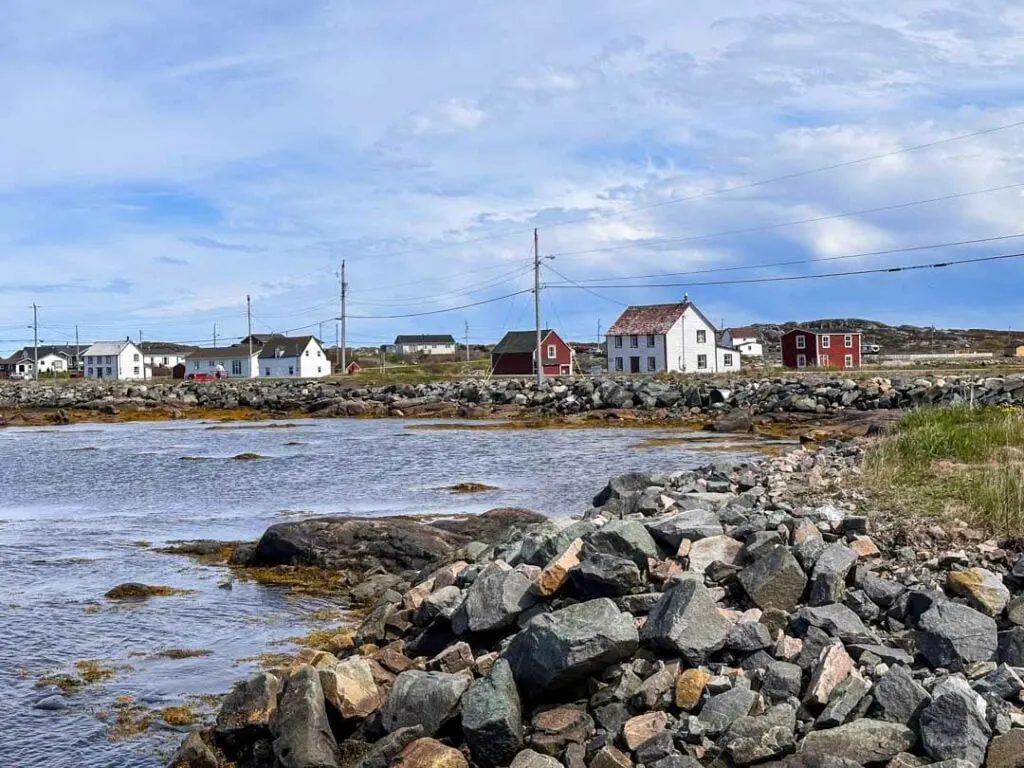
{"left": 0, "top": 418, "right": 769, "bottom": 767}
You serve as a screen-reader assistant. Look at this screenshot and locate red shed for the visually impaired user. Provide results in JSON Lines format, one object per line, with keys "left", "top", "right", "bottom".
{"left": 491, "top": 329, "right": 573, "bottom": 376}
{"left": 781, "top": 329, "right": 861, "bottom": 369}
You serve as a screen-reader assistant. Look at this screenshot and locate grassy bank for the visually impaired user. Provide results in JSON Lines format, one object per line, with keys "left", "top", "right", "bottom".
{"left": 864, "top": 405, "right": 1024, "bottom": 536}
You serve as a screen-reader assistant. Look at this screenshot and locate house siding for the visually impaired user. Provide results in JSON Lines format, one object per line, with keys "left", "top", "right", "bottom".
{"left": 781, "top": 331, "right": 861, "bottom": 369}
{"left": 492, "top": 331, "right": 572, "bottom": 375}
{"left": 606, "top": 309, "right": 737, "bottom": 374}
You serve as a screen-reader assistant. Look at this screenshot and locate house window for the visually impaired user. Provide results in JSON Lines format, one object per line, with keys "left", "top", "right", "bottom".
{"left": 87, "top": 367, "right": 93, "bottom": 376}
{"left": 646, "top": 334, "right": 655, "bottom": 347}
{"left": 614, "top": 336, "right": 623, "bottom": 348}
{"left": 317, "top": 367, "right": 322, "bottom": 373}
{"left": 796, "top": 354, "right": 807, "bottom": 368}
{"left": 844, "top": 335, "right": 853, "bottom": 348}
{"left": 697, "top": 354, "right": 708, "bottom": 369}
{"left": 208, "top": 361, "right": 215, "bottom": 368}
{"left": 547, "top": 344, "right": 556, "bottom": 359}
{"left": 133, "top": 366, "right": 140, "bottom": 375}
{"left": 105, "top": 367, "right": 112, "bottom": 376}
{"left": 265, "top": 368, "right": 271, "bottom": 376}
{"left": 232, "top": 360, "right": 242, "bottom": 376}
{"left": 305, "top": 350, "right": 309, "bottom": 356}
{"left": 105, "top": 356, "right": 112, "bottom": 364}
{"left": 821, "top": 336, "right": 830, "bottom": 349}
{"left": 614, "top": 358, "right": 623, "bottom": 372}
{"left": 696, "top": 330, "right": 707, "bottom": 343}
{"left": 647, "top": 357, "right": 656, "bottom": 371}
{"left": 724, "top": 353, "right": 734, "bottom": 367}
{"left": 193, "top": 361, "right": 200, "bottom": 370}
{"left": 133, "top": 354, "right": 139, "bottom": 362}
{"left": 845, "top": 354, "right": 854, "bottom": 368}
{"left": 795, "top": 336, "right": 806, "bottom": 350}
{"left": 629, "top": 335, "right": 639, "bottom": 348}
{"left": 162, "top": 357, "right": 169, "bottom": 365}
{"left": 317, "top": 350, "right": 322, "bottom": 357}
{"left": 288, "top": 366, "right": 294, "bottom": 375}
{"left": 821, "top": 354, "right": 830, "bottom": 367}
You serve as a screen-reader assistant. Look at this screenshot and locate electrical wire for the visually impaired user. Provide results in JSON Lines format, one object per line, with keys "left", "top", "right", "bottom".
{"left": 542, "top": 263, "right": 629, "bottom": 307}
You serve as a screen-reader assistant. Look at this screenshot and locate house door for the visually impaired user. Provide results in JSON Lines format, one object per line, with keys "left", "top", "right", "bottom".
{"left": 630, "top": 356, "right": 641, "bottom": 373}
{"left": 796, "top": 354, "right": 807, "bottom": 369}
{"left": 560, "top": 365, "right": 570, "bottom": 375}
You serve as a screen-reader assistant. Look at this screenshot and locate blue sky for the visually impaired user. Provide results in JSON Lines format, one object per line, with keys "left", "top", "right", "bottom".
{"left": 3, "top": 0, "right": 1024, "bottom": 353}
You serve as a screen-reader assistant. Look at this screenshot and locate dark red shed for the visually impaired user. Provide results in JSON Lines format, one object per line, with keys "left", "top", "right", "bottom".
{"left": 491, "top": 329, "right": 573, "bottom": 376}
{"left": 781, "top": 329, "right": 861, "bottom": 369}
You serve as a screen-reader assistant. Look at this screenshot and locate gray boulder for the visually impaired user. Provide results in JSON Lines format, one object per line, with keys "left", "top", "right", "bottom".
{"left": 816, "top": 674, "right": 871, "bottom": 729}
{"left": 916, "top": 600, "right": 998, "bottom": 670}
{"left": 999, "top": 627, "right": 1024, "bottom": 666}
{"left": 504, "top": 598, "right": 639, "bottom": 693}
{"left": 698, "top": 685, "right": 757, "bottom": 736}
{"left": 452, "top": 561, "right": 538, "bottom": 635}
{"left": 270, "top": 666, "right": 338, "bottom": 768}
{"left": 763, "top": 662, "right": 803, "bottom": 701}
{"left": 872, "top": 665, "right": 930, "bottom": 727}
{"left": 808, "top": 543, "right": 857, "bottom": 606}
{"left": 640, "top": 575, "right": 731, "bottom": 664}
{"left": 461, "top": 659, "right": 524, "bottom": 768}
{"left": 720, "top": 703, "right": 797, "bottom": 766}
{"left": 584, "top": 521, "right": 660, "bottom": 570}
{"left": 797, "top": 604, "right": 876, "bottom": 644}
{"left": 919, "top": 685, "right": 991, "bottom": 766}
{"left": 352, "top": 727, "right": 425, "bottom": 768}
{"left": 973, "top": 664, "right": 1024, "bottom": 700}
{"left": 380, "top": 670, "right": 471, "bottom": 735}
{"left": 215, "top": 671, "right": 283, "bottom": 756}
{"left": 569, "top": 553, "right": 642, "bottom": 598}
{"left": 861, "top": 573, "right": 906, "bottom": 608}
{"left": 645, "top": 510, "right": 723, "bottom": 550}
{"left": 169, "top": 732, "right": 219, "bottom": 768}
{"left": 593, "top": 473, "right": 656, "bottom": 508}
{"left": 738, "top": 545, "right": 808, "bottom": 612}
{"left": 727, "top": 621, "right": 773, "bottom": 652}
{"left": 798, "top": 719, "right": 916, "bottom": 763}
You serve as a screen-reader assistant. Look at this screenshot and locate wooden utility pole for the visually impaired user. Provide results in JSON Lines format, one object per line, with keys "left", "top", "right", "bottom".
{"left": 534, "top": 229, "right": 543, "bottom": 386}
{"left": 340, "top": 261, "right": 348, "bottom": 374}
{"left": 213, "top": 323, "right": 218, "bottom": 349}
{"left": 465, "top": 321, "right": 470, "bottom": 362}
{"left": 75, "top": 324, "right": 80, "bottom": 373}
{"left": 32, "top": 303, "right": 38, "bottom": 381}
{"left": 247, "top": 294, "right": 253, "bottom": 377}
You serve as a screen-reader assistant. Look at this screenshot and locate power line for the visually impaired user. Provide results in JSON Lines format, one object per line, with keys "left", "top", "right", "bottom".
{"left": 546, "top": 231, "right": 1024, "bottom": 285}
{"left": 549, "top": 182, "right": 1024, "bottom": 258}
{"left": 542, "top": 263, "right": 629, "bottom": 307}
{"left": 545, "top": 250, "right": 1024, "bottom": 290}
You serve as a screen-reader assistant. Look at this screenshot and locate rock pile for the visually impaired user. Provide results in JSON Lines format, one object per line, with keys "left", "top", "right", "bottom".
{"left": 172, "top": 442, "right": 1024, "bottom": 768}
{"left": 3, "top": 373, "right": 1023, "bottom": 423}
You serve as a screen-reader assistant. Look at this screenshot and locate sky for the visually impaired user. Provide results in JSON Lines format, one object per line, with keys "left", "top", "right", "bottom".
{"left": 3, "top": 0, "right": 1024, "bottom": 353}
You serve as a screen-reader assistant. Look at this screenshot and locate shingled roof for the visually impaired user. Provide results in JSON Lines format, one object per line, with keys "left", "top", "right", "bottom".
{"left": 257, "top": 336, "right": 319, "bottom": 360}
{"left": 394, "top": 334, "right": 456, "bottom": 345}
{"left": 607, "top": 303, "right": 688, "bottom": 335}
{"left": 492, "top": 330, "right": 553, "bottom": 354}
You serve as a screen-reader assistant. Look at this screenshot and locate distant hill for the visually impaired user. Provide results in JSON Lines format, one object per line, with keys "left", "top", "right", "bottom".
{"left": 744, "top": 319, "right": 1022, "bottom": 356}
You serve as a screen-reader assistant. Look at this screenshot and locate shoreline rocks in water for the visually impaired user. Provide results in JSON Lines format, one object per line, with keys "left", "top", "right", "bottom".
{"left": 171, "top": 440, "right": 1024, "bottom": 768}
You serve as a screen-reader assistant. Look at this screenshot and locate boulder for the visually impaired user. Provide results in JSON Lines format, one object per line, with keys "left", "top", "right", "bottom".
{"left": 504, "top": 598, "right": 639, "bottom": 693}
{"left": 804, "top": 644, "right": 853, "bottom": 707}
{"left": 916, "top": 600, "right": 998, "bottom": 670}
{"left": 919, "top": 684, "right": 991, "bottom": 766}
{"left": 738, "top": 546, "right": 807, "bottom": 612}
{"left": 591, "top": 746, "right": 633, "bottom": 768}
{"left": 720, "top": 703, "right": 797, "bottom": 766}
{"left": 393, "top": 739, "right": 468, "bottom": 768}
{"left": 687, "top": 535, "right": 745, "bottom": 574}
{"left": 533, "top": 539, "right": 583, "bottom": 597}
{"left": 452, "top": 562, "right": 538, "bottom": 635}
{"left": 530, "top": 707, "right": 595, "bottom": 756}
{"left": 594, "top": 473, "right": 657, "bottom": 508}
{"left": 798, "top": 720, "right": 915, "bottom": 763}
{"left": 871, "top": 665, "right": 930, "bottom": 726}
{"left": 727, "top": 622, "right": 773, "bottom": 652}
{"left": 797, "top": 604, "right": 875, "bottom": 644}
{"left": 675, "top": 668, "right": 711, "bottom": 710}
{"left": 808, "top": 543, "right": 857, "bottom": 606}
{"left": 645, "top": 510, "right": 724, "bottom": 550}
{"left": 380, "top": 670, "right": 471, "bottom": 736}
{"left": 584, "top": 521, "right": 660, "bottom": 570}
{"left": 698, "top": 685, "right": 757, "bottom": 736}
{"left": 569, "top": 553, "right": 642, "bottom": 598}
{"left": 946, "top": 567, "right": 1011, "bottom": 617}
{"left": 816, "top": 672, "right": 870, "bottom": 728}
{"left": 861, "top": 573, "right": 906, "bottom": 608}
{"left": 622, "top": 711, "right": 669, "bottom": 751}
{"left": 352, "top": 727, "right": 425, "bottom": 768}
{"left": 763, "top": 662, "right": 803, "bottom": 702}
{"left": 509, "top": 750, "right": 562, "bottom": 768}
{"left": 640, "top": 575, "right": 731, "bottom": 664}
{"left": 987, "top": 729, "right": 1024, "bottom": 768}
{"left": 319, "top": 657, "right": 383, "bottom": 719}
{"left": 269, "top": 666, "right": 338, "bottom": 768}
{"left": 461, "top": 660, "right": 523, "bottom": 768}
{"left": 169, "top": 732, "right": 219, "bottom": 768}
{"left": 215, "top": 671, "right": 282, "bottom": 756}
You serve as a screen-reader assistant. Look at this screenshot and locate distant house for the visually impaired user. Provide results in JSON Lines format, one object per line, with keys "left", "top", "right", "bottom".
{"left": 82, "top": 340, "right": 146, "bottom": 380}
{"left": 606, "top": 300, "right": 740, "bottom": 374}
{"left": 346, "top": 361, "right": 362, "bottom": 375}
{"left": 491, "top": 330, "right": 573, "bottom": 376}
{"left": 139, "top": 342, "right": 194, "bottom": 373}
{"left": 1005, "top": 341, "right": 1024, "bottom": 358}
{"left": 721, "top": 327, "right": 763, "bottom": 357}
{"left": 185, "top": 345, "right": 259, "bottom": 378}
{"left": 258, "top": 336, "right": 332, "bottom": 378}
{"left": 781, "top": 329, "right": 862, "bottom": 369}
{"left": 393, "top": 335, "right": 457, "bottom": 357}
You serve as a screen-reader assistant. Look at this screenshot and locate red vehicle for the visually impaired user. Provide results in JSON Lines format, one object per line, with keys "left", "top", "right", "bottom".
{"left": 187, "top": 372, "right": 216, "bottom": 382}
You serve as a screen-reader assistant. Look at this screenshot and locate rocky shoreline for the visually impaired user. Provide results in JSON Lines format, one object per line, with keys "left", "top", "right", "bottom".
{"left": 1, "top": 374, "right": 1022, "bottom": 428}
{"left": 167, "top": 436, "right": 1024, "bottom": 768}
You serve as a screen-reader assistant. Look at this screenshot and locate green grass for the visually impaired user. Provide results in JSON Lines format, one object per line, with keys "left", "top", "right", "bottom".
{"left": 864, "top": 405, "right": 1024, "bottom": 535}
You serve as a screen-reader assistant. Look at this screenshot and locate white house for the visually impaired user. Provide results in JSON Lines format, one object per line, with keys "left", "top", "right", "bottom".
{"left": 606, "top": 299, "right": 741, "bottom": 374}
{"left": 82, "top": 340, "right": 146, "bottom": 380}
{"left": 139, "top": 343, "right": 193, "bottom": 373}
{"left": 392, "top": 334, "right": 457, "bottom": 357}
{"left": 258, "top": 336, "right": 332, "bottom": 378}
{"left": 5, "top": 351, "right": 68, "bottom": 377}
{"left": 184, "top": 345, "right": 260, "bottom": 378}
{"left": 721, "top": 327, "right": 764, "bottom": 357}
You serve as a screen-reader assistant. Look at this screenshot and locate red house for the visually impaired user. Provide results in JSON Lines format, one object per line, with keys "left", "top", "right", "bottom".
{"left": 491, "top": 329, "right": 573, "bottom": 376}
{"left": 781, "top": 329, "right": 861, "bottom": 369}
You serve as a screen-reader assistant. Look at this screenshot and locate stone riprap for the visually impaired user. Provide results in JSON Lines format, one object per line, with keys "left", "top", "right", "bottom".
{"left": 171, "top": 441, "right": 1024, "bottom": 768}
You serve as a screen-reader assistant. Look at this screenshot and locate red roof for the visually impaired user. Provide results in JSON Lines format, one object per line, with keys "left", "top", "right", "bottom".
{"left": 781, "top": 328, "right": 861, "bottom": 337}
{"left": 608, "top": 303, "right": 690, "bottom": 335}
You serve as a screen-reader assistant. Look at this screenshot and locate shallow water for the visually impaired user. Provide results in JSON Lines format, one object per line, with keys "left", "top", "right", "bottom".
{"left": 0, "top": 418, "right": 770, "bottom": 767}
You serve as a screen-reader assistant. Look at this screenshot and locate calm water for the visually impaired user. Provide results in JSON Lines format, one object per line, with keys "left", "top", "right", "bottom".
{"left": 0, "top": 418, "right": 768, "bottom": 767}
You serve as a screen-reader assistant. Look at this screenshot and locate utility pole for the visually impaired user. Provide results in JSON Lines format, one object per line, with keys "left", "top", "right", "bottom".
{"left": 247, "top": 294, "right": 253, "bottom": 377}
{"left": 534, "top": 228, "right": 543, "bottom": 386}
{"left": 597, "top": 319, "right": 602, "bottom": 344}
{"left": 213, "top": 323, "right": 218, "bottom": 349}
{"left": 465, "top": 321, "right": 470, "bottom": 362}
{"left": 75, "top": 324, "right": 80, "bottom": 373}
{"left": 32, "top": 303, "right": 39, "bottom": 381}
{"left": 340, "top": 261, "right": 348, "bottom": 374}
{"left": 335, "top": 322, "right": 340, "bottom": 372}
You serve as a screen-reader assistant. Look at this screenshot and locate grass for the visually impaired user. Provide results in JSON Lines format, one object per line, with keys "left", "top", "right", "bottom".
{"left": 864, "top": 405, "right": 1024, "bottom": 535}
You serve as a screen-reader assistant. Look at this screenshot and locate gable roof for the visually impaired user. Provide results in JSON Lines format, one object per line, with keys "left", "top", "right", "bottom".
{"left": 492, "top": 330, "right": 554, "bottom": 355}
{"left": 83, "top": 341, "right": 136, "bottom": 357}
{"left": 257, "top": 336, "right": 321, "bottom": 360}
{"left": 185, "top": 345, "right": 257, "bottom": 361}
{"left": 394, "top": 334, "right": 456, "bottom": 345}
{"left": 781, "top": 328, "right": 861, "bottom": 337}
{"left": 608, "top": 301, "right": 719, "bottom": 335}
{"left": 138, "top": 342, "right": 195, "bottom": 355}
{"left": 726, "top": 327, "right": 760, "bottom": 338}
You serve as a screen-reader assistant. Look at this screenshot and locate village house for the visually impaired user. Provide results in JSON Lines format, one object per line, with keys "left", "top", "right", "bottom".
{"left": 138, "top": 342, "right": 194, "bottom": 374}
{"left": 0, "top": 349, "right": 69, "bottom": 378}
{"left": 721, "top": 327, "right": 764, "bottom": 357}
{"left": 185, "top": 345, "right": 260, "bottom": 378}
{"left": 392, "top": 334, "right": 458, "bottom": 357}
{"left": 81, "top": 340, "right": 146, "bottom": 380}
{"left": 780, "top": 328, "right": 862, "bottom": 369}
{"left": 491, "top": 330, "right": 573, "bottom": 376}
{"left": 606, "top": 299, "right": 740, "bottom": 374}
{"left": 1005, "top": 340, "right": 1024, "bottom": 358}
{"left": 258, "top": 336, "right": 332, "bottom": 378}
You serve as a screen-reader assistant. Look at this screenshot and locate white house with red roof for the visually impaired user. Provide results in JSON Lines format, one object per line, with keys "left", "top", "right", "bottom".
{"left": 606, "top": 297, "right": 741, "bottom": 374}
{"left": 721, "top": 326, "right": 764, "bottom": 357}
